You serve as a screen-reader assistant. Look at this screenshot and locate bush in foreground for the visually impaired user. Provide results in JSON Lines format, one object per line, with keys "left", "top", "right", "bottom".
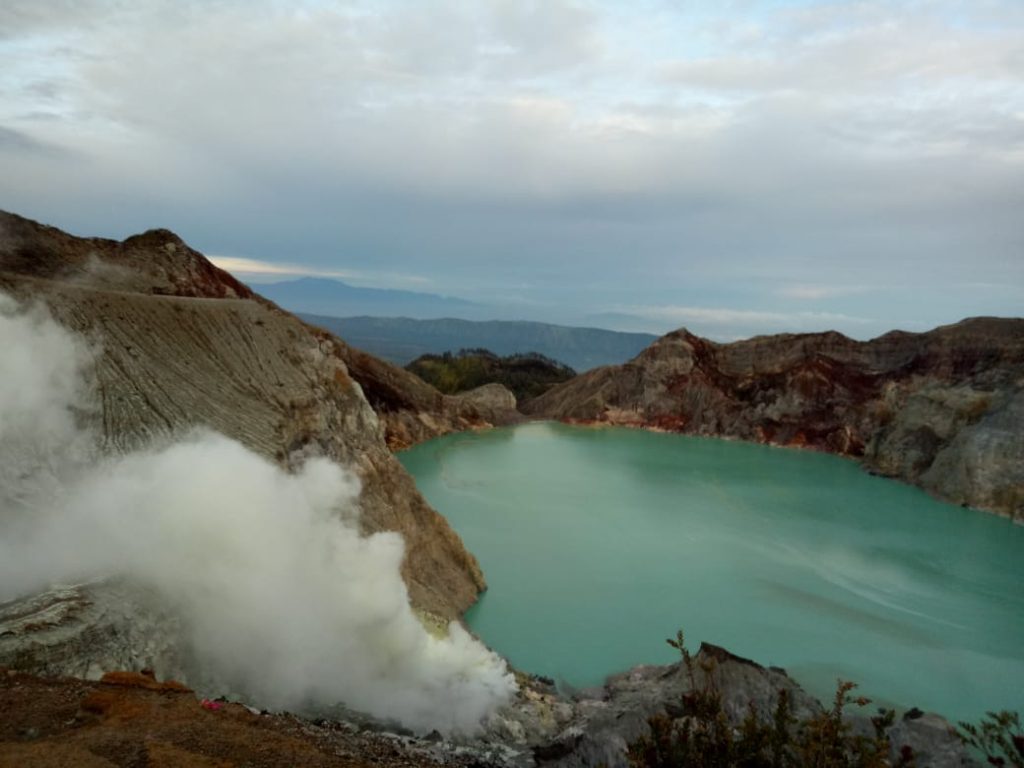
{"left": 628, "top": 630, "right": 909, "bottom": 768}
{"left": 629, "top": 630, "right": 1023, "bottom": 767}
{"left": 959, "top": 711, "right": 1024, "bottom": 768}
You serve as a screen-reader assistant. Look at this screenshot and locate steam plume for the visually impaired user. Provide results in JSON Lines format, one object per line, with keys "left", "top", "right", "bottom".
{"left": 0, "top": 293, "right": 516, "bottom": 734}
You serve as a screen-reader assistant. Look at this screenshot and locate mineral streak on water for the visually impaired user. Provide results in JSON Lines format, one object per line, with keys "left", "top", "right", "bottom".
{"left": 400, "top": 422, "right": 1024, "bottom": 723}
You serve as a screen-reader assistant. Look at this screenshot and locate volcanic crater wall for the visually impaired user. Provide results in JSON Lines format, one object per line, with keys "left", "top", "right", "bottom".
{"left": 524, "top": 321, "right": 1024, "bottom": 520}
{"left": 0, "top": 210, "right": 489, "bottom": 618}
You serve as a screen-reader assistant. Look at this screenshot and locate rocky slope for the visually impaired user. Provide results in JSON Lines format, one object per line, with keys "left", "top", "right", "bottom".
{"left": 1, "top": 644, "right": 974, "bottom": 768}
{"left": 0, "top": 667, "right": 501, "bottom": 768}
{"left": 407, "top": 350, "right": 575, "bottom": 401}
{"left": 321, "top": 335, "right": 521, "bottom": 451}
{"left": 0, "top": 209, "right": 522, "bottom": 686}
{"left": 0, "top": 211, "right": 985, "bottom": 767}
{"left": 524, "top": 321, "right": 1024, "bottom": 520}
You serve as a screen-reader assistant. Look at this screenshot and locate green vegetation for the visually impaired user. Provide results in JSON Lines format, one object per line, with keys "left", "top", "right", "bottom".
{"left": 959, "top": 711, "right": 1024, "bottom": 767}
{"left": 629, "top": 630, "right": 1024, "bottom": 768}
{"left": 405, "top": 348, "right": 575, "bottom": 401}
{"left": 628, "top": 631, "right": 907, "bottom": 768}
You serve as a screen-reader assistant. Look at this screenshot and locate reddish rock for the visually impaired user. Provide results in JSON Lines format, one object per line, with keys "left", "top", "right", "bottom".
{"left": 525, "top": 321, "right": 1024, "bottom": 519}
{"left": 98, "top": 671, "right": 191, "bottom": 693}
{"left": 0, "top": 669, "right": 440, "bottom": 767}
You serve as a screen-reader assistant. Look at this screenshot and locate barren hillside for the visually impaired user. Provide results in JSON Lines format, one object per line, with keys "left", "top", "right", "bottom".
{"left": 525, "top": 322, "right": 1024, "bottom": 519}
{"left": 0, "top": 210, "right": 498, "bottom": 634}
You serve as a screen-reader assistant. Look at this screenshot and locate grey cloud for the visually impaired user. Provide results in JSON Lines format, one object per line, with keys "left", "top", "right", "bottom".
{"left": 0, "top": 0, "right": 133, "bottom": 40}
{"left": 0, "top": 125, "right": 73, "bottom": 157}
{"left": 0, "top": 1, "right": 1020, "bottom": 339}
{"left": 480, "top": 0, "right": 601, "bottom": 78}
{"left": 660, "top": 5, "right": 1024, "bottom": 98}
{"left": 353, "top": 0, "right": 601, "bottom": 81}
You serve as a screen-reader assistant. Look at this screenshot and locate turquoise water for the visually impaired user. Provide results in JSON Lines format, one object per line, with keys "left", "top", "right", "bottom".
{"left": 399, "top": 422, "right": 1024, "bottom": 722}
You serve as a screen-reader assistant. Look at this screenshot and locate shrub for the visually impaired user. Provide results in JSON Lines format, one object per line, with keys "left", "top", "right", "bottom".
{"left": 405, "top": 348, "right": 575, "bottom": 400}
{"left": 628, "top": 630, "right": 909, "bottom": 768}
{"left": 959, "top": 711, "right": 1024, "bottom": 768}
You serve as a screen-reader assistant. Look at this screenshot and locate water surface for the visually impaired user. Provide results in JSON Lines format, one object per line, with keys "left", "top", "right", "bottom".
{"left": 400, "top": 422, "right": 1024, "bottom": 722}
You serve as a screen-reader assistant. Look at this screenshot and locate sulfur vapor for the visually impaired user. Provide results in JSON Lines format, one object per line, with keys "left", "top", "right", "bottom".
{"left": 0, "top": 293, "right": 516, "bottom": 734}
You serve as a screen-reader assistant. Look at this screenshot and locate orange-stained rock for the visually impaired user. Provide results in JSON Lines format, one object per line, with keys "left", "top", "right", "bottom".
{"left": 99, "top": 671, "right": 192, "bottom": 693}
{"left": 0, "top": 669, "right": 419, "bottom": 768}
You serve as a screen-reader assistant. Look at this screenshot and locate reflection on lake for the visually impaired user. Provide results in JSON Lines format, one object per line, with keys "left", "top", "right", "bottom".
{"left": 400, "top": 422, "right": 1024, "bottom": 722}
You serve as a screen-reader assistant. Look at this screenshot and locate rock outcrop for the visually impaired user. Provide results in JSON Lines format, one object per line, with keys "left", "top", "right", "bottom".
{"left": 323, "top": 338, "right": 522, "bottom": 451}
{"left": 0, "top": 582, "right": 182, "bottom": 683}
{"left": 1, "top": 643, "right": 975, "bottom": 768}
{"left": 507, "top": 643, "right": 972, "bottom": 768}
{"left": 0, "top": 211, "right": 997, "bottom": 768}
{"left": 523, "top": 321, "right": 1024, "bottom": 520}
{"left": 0, "top": 666, "right": 505, "bottom": 768}
{"left": 406, "top": 350, "right": 575, "bottom": 401}
{"left": 508, "top": 644, "right": 821, "bottom": 768}
{"left": 0, "top": 210, "right": 498, "bottom": 622}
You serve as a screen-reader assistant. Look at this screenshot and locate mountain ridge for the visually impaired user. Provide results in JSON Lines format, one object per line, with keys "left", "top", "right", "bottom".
{"left": 525, "top": 317, "right": 1024, "bottom": 520}
{"left": 0, "top": 210, "right": 994, "bottom": 766}
{"left": 256, "top": 275, "right": 482, "bottom": 319}
{"left": 0, "top": 209, "right": 516, "bottom": 689}
{"left": 299, "top": 313, "right": 658, "bottom": 371}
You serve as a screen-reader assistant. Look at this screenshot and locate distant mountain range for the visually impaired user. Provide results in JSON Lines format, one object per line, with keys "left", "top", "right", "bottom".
{"left": 257, "top": 277, "right": 486, "bottom": 319}
{"left": 298, "top": 315, "right": 658, "bottom": 372}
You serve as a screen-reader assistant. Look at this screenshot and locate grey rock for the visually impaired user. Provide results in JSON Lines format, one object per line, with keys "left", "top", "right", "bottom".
{"left": 887, "top": 713, "right": 977, "bottom": 767}
{"left": 0, "top": 580, "right": 184, "bottom": 681}
{"left": 484, "top": 645, "right": 977, "bottom": 768}
{"left": 495, "top": 644, "right": 820, "bottom": 768}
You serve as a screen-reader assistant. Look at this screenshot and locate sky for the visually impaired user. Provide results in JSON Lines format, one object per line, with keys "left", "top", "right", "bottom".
{"left": 1, "top": 0, "right": 1022, "bottom": 339}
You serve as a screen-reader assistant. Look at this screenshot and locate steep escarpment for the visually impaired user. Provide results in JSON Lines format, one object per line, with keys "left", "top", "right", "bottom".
{"left": 0, "top": 210, "right": 486, "bottom": 619}
{"left": 317, "top": 333, "right": 522, "bottom": 451}
{"left": 524, "top": 321, "right": 1024, "bottom": 519}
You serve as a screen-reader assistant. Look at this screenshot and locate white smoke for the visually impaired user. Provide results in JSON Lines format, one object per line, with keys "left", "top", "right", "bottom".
{"left": 0, "top": 293, "right": 516, "bottom": 734}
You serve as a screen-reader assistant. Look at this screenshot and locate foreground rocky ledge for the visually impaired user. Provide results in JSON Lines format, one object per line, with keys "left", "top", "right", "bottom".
{"left": 523, "top": 321, "right": 1024, "bottom": 521}
{"left": 1, "top": 642, "right": 976, "bottom": 768}
{"left": 0, "top": 667, "right": 499, "bottom": 768}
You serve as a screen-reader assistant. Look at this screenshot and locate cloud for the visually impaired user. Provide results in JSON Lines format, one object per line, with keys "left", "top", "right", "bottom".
{"left": 662, "top": 22, "right": 1023, "bottom": 95}
{"left": 0, "top": 0, "right": 111, "bottom": 39}
{"left": 207, "top": 255, "right": 434, "bottom": 288}
{"left": 0, "top": 124, "right": 72, "bottom": 156}
{"left": 207, "top": 255, "right": 336, "bottom": 278}
{"left": 612, "top": 304, "right": 872, "bottom": 336}
{"left": 0, "top": 293, "right": 515, "bottom": 734}
{"left": 631, "top": 305, "right": 869, "bottom": 326}
{"left": 0, "top": 1, "right": 1021, "bottom": 333}
{"left": 776, "top": 284, "right": 872, "bottom": 301}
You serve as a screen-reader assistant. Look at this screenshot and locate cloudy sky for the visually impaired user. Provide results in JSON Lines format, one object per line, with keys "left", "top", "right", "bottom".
{"left": 1, "top": 0, "right": 1022, "bottom": 338}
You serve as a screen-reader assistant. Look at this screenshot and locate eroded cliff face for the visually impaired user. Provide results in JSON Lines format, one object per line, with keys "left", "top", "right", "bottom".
{"left": 0, "top": 210, "right": 489, "bottom": 620}
{"left": 321, "top": 338, "right": 522, "bottom": 451}
{"left": 524, "top": 321, "right": 1024, "bottom": 520}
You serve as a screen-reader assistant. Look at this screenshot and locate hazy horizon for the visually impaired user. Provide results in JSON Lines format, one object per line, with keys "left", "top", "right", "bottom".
{"left": 1, "top": 1, "right": 1021, "bottom": 339}
{"left": 227, "top": 272, "right": 1022, "bottom": 340}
